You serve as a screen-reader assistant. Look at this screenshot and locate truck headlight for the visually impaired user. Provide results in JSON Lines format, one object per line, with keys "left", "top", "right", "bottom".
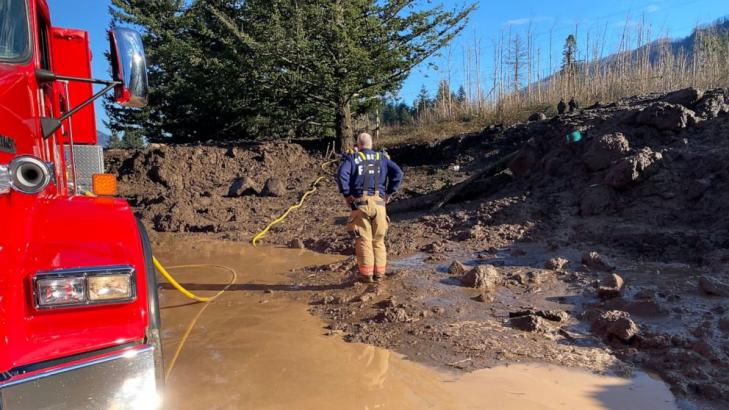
{"left": 0, "top": 164, "right": 10, "bottom": 194}
{"left": 34, "top": 266, "right": 137, "bottom": 309}
{"left": 88, "top": 273, "right": 134, "bottom": 301}
{"left": 36, "top": 276, "right": 86, "bottom": 307}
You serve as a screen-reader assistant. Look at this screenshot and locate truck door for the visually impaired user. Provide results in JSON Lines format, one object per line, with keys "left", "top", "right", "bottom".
{"left": 34, "top": 7, "right": 65, "bottom": 193}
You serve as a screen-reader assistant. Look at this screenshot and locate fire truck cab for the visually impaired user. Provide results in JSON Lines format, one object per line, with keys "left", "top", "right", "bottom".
{"left": 0, "top": 0, "right": 161, "bottom": 408}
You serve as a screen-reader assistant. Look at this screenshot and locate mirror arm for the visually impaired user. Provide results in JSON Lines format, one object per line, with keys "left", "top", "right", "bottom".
{"left": 42, "top": 83, "right": 119, "bottom": 139}
{"left": 36, "top": 69, "right": 119, "bottom": 86}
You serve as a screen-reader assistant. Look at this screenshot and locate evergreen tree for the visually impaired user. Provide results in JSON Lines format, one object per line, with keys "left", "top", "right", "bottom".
{"left": 456, "top": 85, "right": 467, "bottom": 103}
{"left": 415, "top": 85, "right": 431, "bottom": 113}
{"left": 106, "top": 0, "right": 475, "bottom": 147}
{"left": 561, "top": 34, "right": 577, "bottom": 72}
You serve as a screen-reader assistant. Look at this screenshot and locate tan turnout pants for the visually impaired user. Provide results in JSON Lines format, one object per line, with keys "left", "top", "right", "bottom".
{"left": 347, "top": 195, "right": 389, "bottom": 277}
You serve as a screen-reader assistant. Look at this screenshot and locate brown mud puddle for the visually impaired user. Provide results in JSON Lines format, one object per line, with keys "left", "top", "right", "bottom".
{"left": 152, "top": 236, "right": 676, "bottom": 409}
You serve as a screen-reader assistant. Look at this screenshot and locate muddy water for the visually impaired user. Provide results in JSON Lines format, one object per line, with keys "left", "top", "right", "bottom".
{"left": 153, "top": 237, "right": 676, "bottom": 410}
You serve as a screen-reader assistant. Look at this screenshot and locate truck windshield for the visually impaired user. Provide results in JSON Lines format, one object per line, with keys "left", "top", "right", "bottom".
{"left": 0, "top": 0, "right": 29, "bottom": 62}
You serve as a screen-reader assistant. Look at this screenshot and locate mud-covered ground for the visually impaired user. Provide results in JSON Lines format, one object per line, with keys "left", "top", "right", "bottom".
{"left": 109, "top": 87, "right": 729, "bottom": 408}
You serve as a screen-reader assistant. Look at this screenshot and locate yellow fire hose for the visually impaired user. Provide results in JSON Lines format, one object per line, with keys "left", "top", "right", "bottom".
{"left": 153, "top": 156, "right": 337, "bottom": 380}
{"left": 250, "top": 158, "right": 339, "bottom": 247}
{"left": 153, "top": 259, "right": 238, "bottom": 380}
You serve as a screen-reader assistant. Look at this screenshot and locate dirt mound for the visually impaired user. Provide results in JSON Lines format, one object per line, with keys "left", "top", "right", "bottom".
{"left": 496, "top": 87, "right": 729, "bottom": 263}
{"left": 108, "top": 89, "right": 729, "bottom": 262}
{"left": 107, "top": 142, "right": 325, "bottom": 238}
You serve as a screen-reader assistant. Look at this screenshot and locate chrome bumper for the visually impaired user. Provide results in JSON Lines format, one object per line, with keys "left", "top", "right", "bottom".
{"left": 0, "top": 345, "right": 158, "bottom": 410}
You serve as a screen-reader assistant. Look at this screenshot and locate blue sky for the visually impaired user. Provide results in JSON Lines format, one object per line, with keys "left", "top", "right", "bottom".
{"left": 47, "top": 0, "right": 729, "bottom": 133}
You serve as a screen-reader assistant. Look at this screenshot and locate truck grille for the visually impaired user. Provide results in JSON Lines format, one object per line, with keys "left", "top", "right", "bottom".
{"left": 64, "top": 144, "right": 104, "bottom": 193}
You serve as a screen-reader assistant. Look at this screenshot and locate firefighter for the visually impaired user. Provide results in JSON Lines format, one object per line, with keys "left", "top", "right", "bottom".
{"left": 557, "top": 98, "right": 567, "bottom": 115}
{"left": 337, "top": 133, "right": 404, "bottom": 282}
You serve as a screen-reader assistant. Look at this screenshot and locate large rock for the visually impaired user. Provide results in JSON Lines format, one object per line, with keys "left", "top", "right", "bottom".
{"left": 580, "top": 184, "right": 614, "bottom": 216}
{"left": 509, "top": 314, "right": 551, "bottom": 332}
{"left": 581, "top": 251, "right": 614, "bottom": 271}
{"left": 448, "top": 261, "right": 469, "bottom": 276}
{"left": 663, "top": 87, "right": 704, "bottom": 107}
{"left": 699, "top": 275, "right": 729, "bottom": 297}
{"left": 588, "top": 310, "right": 640, "bottom": 342}
{"left": 604, "top": 148, "right": 662, "bottom": 189}
{"left": 635, "top": 102, "right": 697, "bottom": 130}
{"left": 461, "top": 265, "right": 500, "bottom": 291}
{"left": 261, "top": 177, "right": 286, "bottom": 197}
{"left": 694, "top": 89, "right": 729, "bottom": 119}
{"left": 227, "top": 176, "right": 258, "bottom": 197}
{"left": 598, "top": 273, "right": 625, "bottom": 300}
{"left": 544, "top": 257, "right": 569, "bottom": 271}
{"left": 582, "top": 133, "right": 630, "bottom": 171}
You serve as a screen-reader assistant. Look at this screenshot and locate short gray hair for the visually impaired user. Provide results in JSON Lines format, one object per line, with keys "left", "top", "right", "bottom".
{"left": 357, "top": 133, "right": 373, "bottom": 149}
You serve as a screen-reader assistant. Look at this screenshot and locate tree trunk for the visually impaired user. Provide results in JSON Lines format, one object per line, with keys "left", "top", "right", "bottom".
{"left": 336, "top": 100, "right": 354, "bottom": 152}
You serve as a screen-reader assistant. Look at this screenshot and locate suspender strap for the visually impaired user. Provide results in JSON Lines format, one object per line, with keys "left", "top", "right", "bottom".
{"left": 355, "top": 151, "right": 386, "bottom": 197}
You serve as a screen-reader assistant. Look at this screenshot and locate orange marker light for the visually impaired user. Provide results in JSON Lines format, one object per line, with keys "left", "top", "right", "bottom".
{"left": 92, "top": 173, "right": 118, "bottom": 196}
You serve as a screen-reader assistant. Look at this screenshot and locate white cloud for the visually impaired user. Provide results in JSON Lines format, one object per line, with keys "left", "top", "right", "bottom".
{"left": 645, "top": 4, "right": 661, "bottom": 13}
{"left": 505, "top": 16, "right": 553, "bottom": 26}
{"left": 506, "top": 18, "right": 530, "bottom": 26}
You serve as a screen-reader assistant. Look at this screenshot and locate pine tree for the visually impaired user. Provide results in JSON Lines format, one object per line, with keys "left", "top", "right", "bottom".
{"left": 456, "top": 85, "right": 467, "bottom": 103}
{"left": 106, "top": 0, "right": 475, "bottom": 147}
{"left": 562, "top": 34, "right": 577, "bottom": 72}
{"left": 415, "top": 85, "right": 431, "bottom": 113}
{"left": 209, "top": 0, "right": 476, "bottom": 149}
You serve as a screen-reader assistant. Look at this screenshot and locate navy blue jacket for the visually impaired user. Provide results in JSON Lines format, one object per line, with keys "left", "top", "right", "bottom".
{"left": 336, "top": 149, "right": 403, "bottom": 198}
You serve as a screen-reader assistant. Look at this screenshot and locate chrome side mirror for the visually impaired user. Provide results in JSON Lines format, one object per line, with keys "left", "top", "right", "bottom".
{"left": 109, "top": 28, "right": 148, "bottom": 108}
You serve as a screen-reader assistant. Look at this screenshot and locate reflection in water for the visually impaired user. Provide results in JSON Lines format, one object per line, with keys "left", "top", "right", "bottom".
{"left": 154, "top": 236, "right": 677, "bottom": 410}
{"left": 358, "top": 346, "right": 390, "bottom": 391}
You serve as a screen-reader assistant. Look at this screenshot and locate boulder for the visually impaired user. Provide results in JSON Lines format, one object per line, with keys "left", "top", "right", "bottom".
{"left": 261, "top": 178, "right": 286, "bottom": 197}
{"left": 589, "top": 310, "right": 640, "bottom": 342}
{"left": 582, "top": 133, "right": 631, "bottom": 171}
{"left": 448, "top": 261, "right": 469, "bottom": 276}
{"left": 694, "top": 90, "right": 729, "bottom": 119}
{"left": 580, "top": 184, "right": 614, "bottom": 216}
{"left": 635, "top": 102, "right": 698, "bottom": 130}
{"left": 606, "top": 317, "right": 640, "bottom": 342}
{"left": 422, "top": 242, "right": 447, "bottom": 254}
{"left": 699, "top": 275, "right": 729, "bottom": 297}
{"left": 581, "top": 251, "right": 614, "bottom": 271}
{"left": 604, "top": 148, "right": 662, "bottom": 189}
{"left": 462, "top": 265, "right": 500, "bottom": 291}
{"left": 598, "top": 273, "right": 625, "bottom": 300}
{"left": 509, "top": 314, "right": 551, "bottom": 332}
{"left": 377, "top": 307, "right": 409, "bottom": 323}
{"left": 544, "top": 257, "right": 569, "bottom": 271}
{"left": 528, "top": 112, "right": 547, "bottom": 122}
{"left": 663, "top": 87, "right": 704, "bottom": 107}
{"left": 227, "top": 176, "right": 258, "bottom": 197}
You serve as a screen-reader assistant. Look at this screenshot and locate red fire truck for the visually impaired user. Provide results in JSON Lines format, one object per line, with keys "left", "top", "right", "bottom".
{"left": 0, "top": 0, "right": 162, "bottom": 408}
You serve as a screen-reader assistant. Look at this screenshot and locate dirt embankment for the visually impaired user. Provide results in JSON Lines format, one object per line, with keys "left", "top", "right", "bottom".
{"left": 109, "top": 87, "right": 729, "bottom": 408}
